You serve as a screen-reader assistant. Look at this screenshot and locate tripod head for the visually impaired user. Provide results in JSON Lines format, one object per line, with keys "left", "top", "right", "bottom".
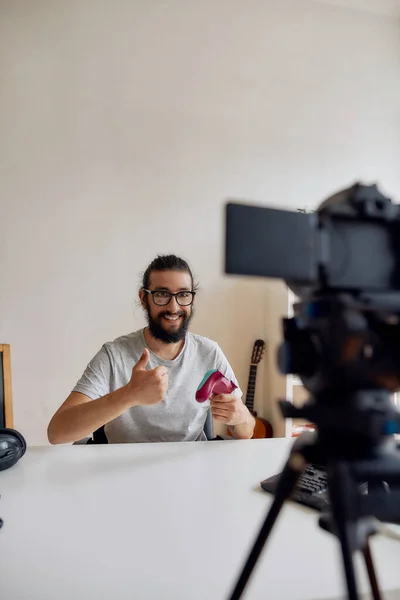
{"left": 278, "top": 293, "right": 400, "bottom": 457}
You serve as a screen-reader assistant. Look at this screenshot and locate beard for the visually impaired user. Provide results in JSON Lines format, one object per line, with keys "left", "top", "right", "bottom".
{"left": 145, "top": 302, "right": 193, "bottom": 344}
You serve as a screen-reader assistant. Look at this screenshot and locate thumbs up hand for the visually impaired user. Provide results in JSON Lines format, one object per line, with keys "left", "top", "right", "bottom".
{"left": 127, "top": 348, "right": 168, "bottom": 407}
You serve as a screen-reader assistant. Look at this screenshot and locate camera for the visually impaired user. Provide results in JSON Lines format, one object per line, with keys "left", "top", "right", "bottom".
{"left": 225, "top": 182, "right": 400, "bottom": 406}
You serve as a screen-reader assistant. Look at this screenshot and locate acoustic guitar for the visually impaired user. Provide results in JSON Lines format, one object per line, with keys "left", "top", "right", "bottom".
{"left": 228, "top": 339, "right": 274, "bottom": 439}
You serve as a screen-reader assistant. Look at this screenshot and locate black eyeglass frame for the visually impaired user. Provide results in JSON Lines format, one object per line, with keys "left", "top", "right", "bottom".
{"left": 143, "top": 289, "right": 196, "bottom": 306}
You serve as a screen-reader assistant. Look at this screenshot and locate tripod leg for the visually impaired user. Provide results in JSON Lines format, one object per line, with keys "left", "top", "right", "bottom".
{"left": 337, "top": 525, "right": 359, "bottom": 600}
{"left": 362, "top": 541, "right": 382, "bottom": 600}
{"left": 227, "top": 452, "right": 305, "bottom": 600}
{"left": 328, "top": 464, "right": 360, "bottom": 600}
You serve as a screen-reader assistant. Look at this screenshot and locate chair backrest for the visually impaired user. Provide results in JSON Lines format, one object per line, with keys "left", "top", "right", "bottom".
{"left": 203, "top": 409, "right": 214, "bottom": 440}
{"left": 0, "top": 344, "right": 13, "bottom": 429}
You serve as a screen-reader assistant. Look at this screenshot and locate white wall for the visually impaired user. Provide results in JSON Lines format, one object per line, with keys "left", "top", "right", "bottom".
{"left": 0, "top": 0, "right": 399, "bottom": 444}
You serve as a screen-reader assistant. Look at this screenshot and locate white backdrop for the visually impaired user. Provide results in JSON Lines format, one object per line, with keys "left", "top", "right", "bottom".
{"left": 0, "top": 0, "right": 399, "bottom": 443}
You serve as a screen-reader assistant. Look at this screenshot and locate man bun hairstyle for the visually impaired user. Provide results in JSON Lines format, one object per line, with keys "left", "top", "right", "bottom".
{"left": 141, "top": 254, "right": 197, "bottom": 291}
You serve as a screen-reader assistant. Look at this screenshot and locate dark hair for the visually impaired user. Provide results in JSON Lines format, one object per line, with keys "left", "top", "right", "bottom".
{"left": 141, "top": 254, "right": 197, "bottom": 290}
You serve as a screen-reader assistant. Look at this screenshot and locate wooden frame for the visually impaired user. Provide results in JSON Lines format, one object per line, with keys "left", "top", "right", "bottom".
{"left": 0, "top": 345, "right": 13, "bottom": 429}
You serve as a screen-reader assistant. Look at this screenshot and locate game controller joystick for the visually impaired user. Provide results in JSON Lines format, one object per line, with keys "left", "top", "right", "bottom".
{"left": 195, "top": 369, "right": 237, "bottom": 403}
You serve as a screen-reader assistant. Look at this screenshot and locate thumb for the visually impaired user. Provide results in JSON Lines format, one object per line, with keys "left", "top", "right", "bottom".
{"left": 133, "top": 348, "right": 149, "bottom": 371}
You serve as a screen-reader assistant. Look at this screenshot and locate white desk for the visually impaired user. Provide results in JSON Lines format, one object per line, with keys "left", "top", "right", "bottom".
{"left": 1, "top": 439, "right": 399, "bottom": 600}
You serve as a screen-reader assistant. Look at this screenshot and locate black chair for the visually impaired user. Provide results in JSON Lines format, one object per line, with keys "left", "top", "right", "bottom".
{"left": 203, "top": 409, "right": 214, "bottom": 440}
{"left": 74, "top": 409, "right": 216, "bottom": 444}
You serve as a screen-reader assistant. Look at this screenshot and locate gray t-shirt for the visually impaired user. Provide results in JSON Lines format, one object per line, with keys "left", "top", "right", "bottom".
{"left": 73, "top": 329, "right": 242, "bottom": 443}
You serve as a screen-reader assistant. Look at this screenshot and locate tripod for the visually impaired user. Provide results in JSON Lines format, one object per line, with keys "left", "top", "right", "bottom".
{"left": 223, "top": 182, "right": 400, "bottom": 599}
{"left": 227, "top": 397, "right": 400, "bottom": 600}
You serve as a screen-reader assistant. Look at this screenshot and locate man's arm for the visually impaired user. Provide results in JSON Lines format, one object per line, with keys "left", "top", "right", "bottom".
{"left": 48, "top": 348, "right": 168, "bottom": 444}
{"left": 47, "top": 388, "right": 135, "bottom": 444}
{"left": 229, "top": 410, "right": 256, "bottom": 439}
{"left": 210, "top": 343, "right": 255, "bottom": 438}
{"left": 210, "top": 394, "right": 255, "bottom": 439}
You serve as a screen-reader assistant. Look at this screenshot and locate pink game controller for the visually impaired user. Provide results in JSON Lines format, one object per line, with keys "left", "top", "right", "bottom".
{"left": 195, "top": 369, "right": 237, "bottom": 403}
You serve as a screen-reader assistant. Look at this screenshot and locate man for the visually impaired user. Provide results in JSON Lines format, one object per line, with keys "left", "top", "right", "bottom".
{"left": 47, "top": 254, "right": 255, "bottom": 444}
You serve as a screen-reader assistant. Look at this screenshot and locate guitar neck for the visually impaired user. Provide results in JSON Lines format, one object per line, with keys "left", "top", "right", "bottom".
{"left": 245, "top": 364, "right": 258, "bottom": 412}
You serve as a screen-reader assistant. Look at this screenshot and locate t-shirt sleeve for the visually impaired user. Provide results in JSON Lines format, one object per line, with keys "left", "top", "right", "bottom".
{"left": 72, "top": 344, "right": 112, "bottom": 400}
{"left": 214, "top": 344, "right": 243, "bottom": 399}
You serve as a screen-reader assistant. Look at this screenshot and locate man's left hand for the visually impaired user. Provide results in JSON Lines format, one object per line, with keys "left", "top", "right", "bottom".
{"left": 210, "top": 393, "right": 251, "bottom": 426}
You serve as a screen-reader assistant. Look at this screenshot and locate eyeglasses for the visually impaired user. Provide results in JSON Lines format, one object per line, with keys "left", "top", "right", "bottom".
{"left": 144, "top": 289, "right": 196, "bottom": 306}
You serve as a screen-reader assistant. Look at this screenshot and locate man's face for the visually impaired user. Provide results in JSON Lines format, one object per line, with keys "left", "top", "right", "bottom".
{"left": 140, "top": 270, "right": 194, "bottom": 343}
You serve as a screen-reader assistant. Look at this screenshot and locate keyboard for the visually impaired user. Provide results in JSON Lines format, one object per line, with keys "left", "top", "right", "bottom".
{"left": 261, "top": 463, "right": 331, "bottom": 512}
{"left": 261, "top": 463, "right": 369, "bottom": 512}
